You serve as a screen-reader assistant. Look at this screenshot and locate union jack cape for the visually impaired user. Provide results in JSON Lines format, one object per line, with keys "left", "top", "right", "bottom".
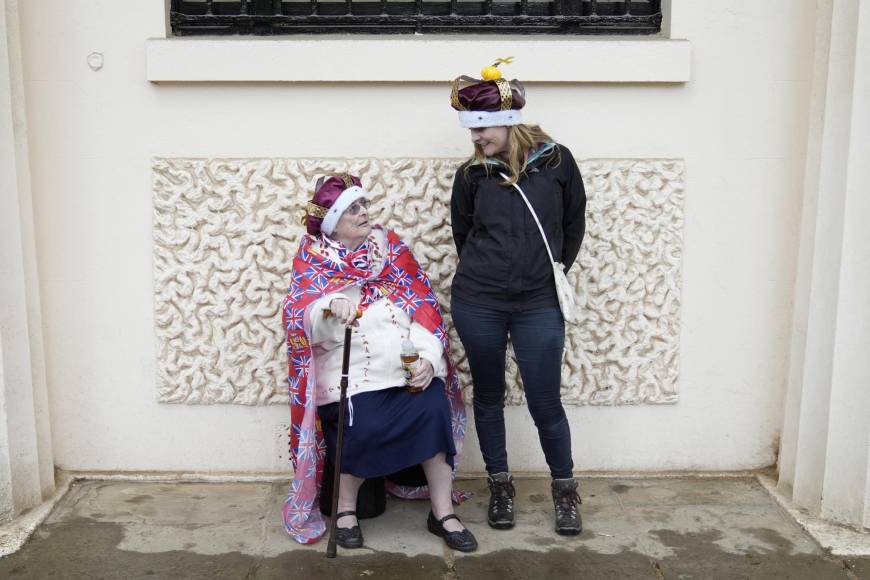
{"left": 281, "top": 227, "right": 468, "bottom": 544}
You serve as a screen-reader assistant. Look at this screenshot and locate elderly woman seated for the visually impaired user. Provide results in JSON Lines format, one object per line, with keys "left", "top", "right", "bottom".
{"left": 281, "top": 174, "right": 477, "bottom": 552}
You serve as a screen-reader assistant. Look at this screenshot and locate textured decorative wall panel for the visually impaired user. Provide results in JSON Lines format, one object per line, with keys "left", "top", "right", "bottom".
{"left": 152, "top": 158, "right": 683, "bottom": 406}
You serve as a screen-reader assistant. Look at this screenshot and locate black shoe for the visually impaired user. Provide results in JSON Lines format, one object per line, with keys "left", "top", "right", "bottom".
{"left": 427, "top": 511, "right": 478, "bottom": 552}
{"left": 551, "top": 478, "right": 582, "bottom": 535}
{"left": 333, "top": 510, "right": 364, "bottom": 549}
{"left": 487, "top": 472, "right": 516, "bottom": 529}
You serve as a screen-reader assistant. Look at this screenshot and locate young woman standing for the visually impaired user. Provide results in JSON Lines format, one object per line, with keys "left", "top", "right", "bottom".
{"left": 448, "top": 61, "right": 587, "bottom": 535}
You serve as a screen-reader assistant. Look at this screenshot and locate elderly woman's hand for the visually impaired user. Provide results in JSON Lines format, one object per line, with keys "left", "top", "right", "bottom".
{"left": 409, "top": 358, "right": 435, "bottom": 389}
{"left": 329, "top": 297, "right": 359, "bottom": 327}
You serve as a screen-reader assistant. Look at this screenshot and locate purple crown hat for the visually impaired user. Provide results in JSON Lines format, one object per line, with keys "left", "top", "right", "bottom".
{"left": 304, "top": 174, "right": 369, "bottom": 236}
{"left": 450, "top": 57, "right": 526, "bottom": 128}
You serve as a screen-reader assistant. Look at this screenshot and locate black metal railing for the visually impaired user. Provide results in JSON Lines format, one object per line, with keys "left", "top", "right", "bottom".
{"left": 170, "top": 0, "right": 662, "bottom": 35}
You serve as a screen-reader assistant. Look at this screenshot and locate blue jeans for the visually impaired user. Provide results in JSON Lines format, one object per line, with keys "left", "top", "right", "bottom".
{"left": 451, "top": 297, "right": 574, "bottom": 479}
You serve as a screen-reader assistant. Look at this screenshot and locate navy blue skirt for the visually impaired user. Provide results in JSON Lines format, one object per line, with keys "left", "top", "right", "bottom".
{"left": 318, "top": 378, "right": 456, "bottom": 480}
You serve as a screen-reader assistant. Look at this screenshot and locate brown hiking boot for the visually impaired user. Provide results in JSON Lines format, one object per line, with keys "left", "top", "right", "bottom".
{"left": 551, "top": 478, "right": 582, "bottom": 535}
{"left": 487, "top": 472, "right": 516, "bottom": 529}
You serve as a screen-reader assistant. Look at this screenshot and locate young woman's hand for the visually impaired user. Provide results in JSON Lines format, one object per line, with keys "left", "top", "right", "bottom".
{"left": 409, "top": 359, "right": 435, "bottom": 389}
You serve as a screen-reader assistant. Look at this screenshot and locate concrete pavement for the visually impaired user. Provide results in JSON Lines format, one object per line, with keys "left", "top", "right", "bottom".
{"left": 0, "top": 475, "right": 867, "bottom": 579}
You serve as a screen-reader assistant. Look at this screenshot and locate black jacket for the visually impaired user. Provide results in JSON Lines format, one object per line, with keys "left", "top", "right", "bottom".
{"left": 450, "top": 143, "right": 586, "bottom": 311}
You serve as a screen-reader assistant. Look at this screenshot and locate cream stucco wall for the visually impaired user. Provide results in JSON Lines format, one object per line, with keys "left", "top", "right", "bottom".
{"left": 777, "top": 0, "right": 870, "bottom": 531}
{"left": 17, "top": 1, "right": 817, "bottom": 474}
{"left": 1, "top": 0, "right": 54, "bottom": 525}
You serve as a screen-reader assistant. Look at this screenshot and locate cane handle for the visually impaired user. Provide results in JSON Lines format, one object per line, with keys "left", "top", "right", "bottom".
{"left": 322, "top": 307, "right": 363, "bottom": 320}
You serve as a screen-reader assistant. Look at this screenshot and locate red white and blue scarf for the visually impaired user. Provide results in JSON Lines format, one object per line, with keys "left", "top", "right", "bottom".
{"left": 281, "top": 227, "right": 467, "bottom": 544}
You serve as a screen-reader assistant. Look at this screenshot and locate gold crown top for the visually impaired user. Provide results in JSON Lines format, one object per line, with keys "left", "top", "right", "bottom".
{"left": 481, "top": 56, "right": 514, "bottom": 81}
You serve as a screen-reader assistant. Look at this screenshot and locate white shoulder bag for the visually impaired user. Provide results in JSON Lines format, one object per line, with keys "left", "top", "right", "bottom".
{"left": 500, "top": 173, "right": 578, "bottom": 323}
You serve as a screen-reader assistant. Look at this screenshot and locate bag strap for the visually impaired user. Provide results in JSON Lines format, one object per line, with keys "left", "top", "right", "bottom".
{"left": 499, "top": 172, "right": 557, "bottom": 265}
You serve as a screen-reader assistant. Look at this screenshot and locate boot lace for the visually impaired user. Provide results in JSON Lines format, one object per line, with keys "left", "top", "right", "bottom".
{"left": 488, "top": 479, "right": 515, "bottom": 514}
{"left": 556, "top": 487, "right": 581, "bottom": 517}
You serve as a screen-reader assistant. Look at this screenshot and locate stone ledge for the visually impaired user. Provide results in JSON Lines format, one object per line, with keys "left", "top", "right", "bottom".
{"left": 0, "top": 472, "right": 72, "bottom": 558}
{"left": 757, "top": 475, "right": 870, "bottom": 556}
{"left": 145, "top": 36, "right": 691, "bottom": 83}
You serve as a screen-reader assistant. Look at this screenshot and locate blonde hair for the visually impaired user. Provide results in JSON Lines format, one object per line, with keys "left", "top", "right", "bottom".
{"left": 470, "top": 124, "right": 559, "bottom": 184}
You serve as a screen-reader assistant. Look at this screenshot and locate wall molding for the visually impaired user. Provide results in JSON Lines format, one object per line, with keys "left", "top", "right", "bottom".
{"left": 152, "top": 157, "right": 684, "bottom": 406}
{"left": 146, "top": 37, "right": 691, "bottom": 83}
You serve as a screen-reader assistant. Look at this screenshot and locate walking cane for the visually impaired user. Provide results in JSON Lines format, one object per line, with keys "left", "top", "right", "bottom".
{"left": 325, "top": 323, "right": 353, "bottom": 558}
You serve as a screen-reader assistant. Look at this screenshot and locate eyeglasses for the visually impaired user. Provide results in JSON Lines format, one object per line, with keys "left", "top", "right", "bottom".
{"left": 345, "top": 198, "right": 370, "bottom": 216}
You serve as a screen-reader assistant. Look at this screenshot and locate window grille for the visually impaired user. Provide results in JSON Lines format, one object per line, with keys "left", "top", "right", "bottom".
{"left": 170, "top": 0, "right": 662, "bottom": 35}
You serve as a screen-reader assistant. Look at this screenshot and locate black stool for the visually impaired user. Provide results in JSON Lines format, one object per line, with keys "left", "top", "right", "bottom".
{"left": 319, "top": 461, "right": 386, "bottom": 519}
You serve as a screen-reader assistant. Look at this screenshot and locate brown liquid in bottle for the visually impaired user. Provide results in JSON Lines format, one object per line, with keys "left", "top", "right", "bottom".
{"left": 401, "top": 339, "right": 423, "bottom": 393}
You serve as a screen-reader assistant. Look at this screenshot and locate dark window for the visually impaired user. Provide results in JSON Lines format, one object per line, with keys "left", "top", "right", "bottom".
{"left": 170, "top": 0, "right": 662, "bottom": 35}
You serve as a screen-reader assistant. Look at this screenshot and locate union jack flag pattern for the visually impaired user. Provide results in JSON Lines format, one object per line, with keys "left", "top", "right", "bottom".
{"left": 280, "top": 227, "right": 467, "bottom": 544}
